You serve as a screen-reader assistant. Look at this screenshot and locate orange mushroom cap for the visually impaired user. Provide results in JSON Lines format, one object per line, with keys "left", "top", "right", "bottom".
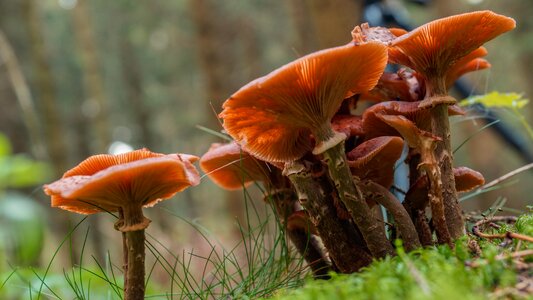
{"left": 220, "top": 42, "right": 388, "bottom": 162}
{"left": 389, "top": 11, "right": 515, "bottom": 95}
{"left": 406, "top": 166, "right": 485, "bottom": 209}
{"left": 453, "top": 166, "right": 485, "bottom": 192}
{"left": 360, "top": 70, "right": 422, "bottom": 103}
{"left": 331, "top": 115, "right": 364, "bottom": 138}
{"left": 200, "top": 142, "right": 271, "bottom": 190}
{"left": 44, "top": 149, "right": 200, "bottom": 216}
{"left": 346, "top": 136, "right": 404, "bottom": 188}
{"left": 362, "top": 100, "right": 465, "bottom": 139}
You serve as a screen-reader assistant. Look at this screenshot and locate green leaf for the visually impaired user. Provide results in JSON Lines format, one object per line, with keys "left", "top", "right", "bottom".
{"left": 459, "top": 91, "right": 529, "bottom": 109}
{"left": 0, "top": 133, "right": 12, "bottom": 157}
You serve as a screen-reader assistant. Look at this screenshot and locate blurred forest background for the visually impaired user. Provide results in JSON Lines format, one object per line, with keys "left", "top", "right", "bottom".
{"left": 0, "top": 0, "right": 532, "bottom": 291}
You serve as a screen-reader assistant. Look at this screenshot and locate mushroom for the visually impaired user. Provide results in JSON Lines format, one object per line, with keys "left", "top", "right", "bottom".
{"left": 344, "top": 136, "right": 421, "bottom": 251}
{"left": 389, "top": 11, "right": 515, "bottom": 105}
{"left": 359, "top": 70, "right": 421, "bottom": 103}
{"left": 346, "top": 136, "right": 404, "bottom": 189}
{"left": 362, "top": 100, "right": 465, "bottom": 140}
{"left": 388, "top": 11, "right": 515, "bottom": 240}
{"left": 221, "top": 41, "right": 395, "bottom": 259}
{"left": 405, "top": 166, "right": 485, "bottom": 211}
{"left": 331, "top": 114, "right": 364, "bottom": 139}
{"left": 44, "top": 149, "right": 200, "bottom": 300}
{"left": 220, "top": 42, "right": 387, "bottom": 162}
{"left": 199, "top": 141, "right": 270, "bottom": 190}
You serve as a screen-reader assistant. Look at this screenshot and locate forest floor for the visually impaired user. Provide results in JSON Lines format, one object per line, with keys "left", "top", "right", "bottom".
{"left": 267, "top": 211, "right": 533, "bottom": 300}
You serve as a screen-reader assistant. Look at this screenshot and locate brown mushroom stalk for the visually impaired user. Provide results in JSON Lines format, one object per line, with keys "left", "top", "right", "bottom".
{"left": 319, "top": 140, "right": 395, "bottom": 258}
{"left": 358, "top": 180, "right": 421, "bottom": 251}
{"left": 284, "top": 160, "right": 373, "bottom": 273}
{"left": 379, "top": 115, "right": 452, "bottom": 245}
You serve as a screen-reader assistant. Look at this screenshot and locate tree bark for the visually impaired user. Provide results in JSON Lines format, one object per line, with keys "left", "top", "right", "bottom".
{"left": 71, "top": 0, "right": 112, "bottom": 153}
{"left": 0, "top": 30, "right": 45, "bottom": 159}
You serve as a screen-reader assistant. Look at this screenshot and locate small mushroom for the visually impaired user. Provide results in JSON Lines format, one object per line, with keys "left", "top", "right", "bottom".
{"left": 331, "top": 114, "right": 364, "bottom": 139}
{"left": 44, "top": 149, "right": 200, "bottom": 300}
{"left": 406, "top": 166, "right": 486, "bottom": 211}
{"left": 200, "top": 142, "right": 270, "bottom": 190}
{"left": 359, "top": 70, "right": 421, "bottom": 103}
{"left": 346, "top": 136, "right": 404, "bottom": 189}
{"left": 362, "top": 100, "right": 465, "bottom": 139}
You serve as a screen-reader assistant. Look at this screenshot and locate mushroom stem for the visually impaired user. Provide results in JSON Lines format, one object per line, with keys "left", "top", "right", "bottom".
{"left": 413, "top": 209, "right": 434, "bottom": 247}
{"left": 266, "top": 189, "right": 332, "bottom": 278}
{"left": 427, "top": 101, "right": 464, "bottom": 240}
{"left": 322, "top": 141, "right": 395, "bottom": 258}
{"left": 359, "top": 181, "right": 421, "bottom": 251}
{"left": 124, "top": 229, "right": 145, "bottom": 300}
{"left": 287, "top": 229, "right": 331, "bottom": 279}
{"left": 284, "top": 160, "right": 373, "bottom": 273}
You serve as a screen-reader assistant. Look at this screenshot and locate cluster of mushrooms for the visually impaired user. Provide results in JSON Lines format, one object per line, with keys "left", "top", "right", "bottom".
{"left": 42, "top": 10, "right": 515, "bottom": 300}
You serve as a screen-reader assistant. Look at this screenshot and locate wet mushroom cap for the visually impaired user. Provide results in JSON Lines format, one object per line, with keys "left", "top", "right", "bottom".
{"left": 200, "top": 142, "right": 270, "bottom": 190}
{"left": 389, "top": 10, "right": 515, "bottom": 83}
{"left": 331, "top": 115, "right": 364, "bottom": 138}
{"left": 220, "top": 42, "right": 387, "bottom": 162}
{"left": 446, "top": 47, "right": 490, "bottom": 88}
{"left": 44, "top": 149, "right": 200, "bottom": 215}
{"left": 347, "top": 136, "right": 404, "bottom": 188}
{"left": 406, "top": 166, "right": 485, "bottom": 210}
{"left": 453, "top": 166, "right": 485, "bottom": 192}
{"left": 362, "top": 100, "right": 464, "bottom": 139}
{"left": 359, "top": 71, "right": 420, "bottom": 103}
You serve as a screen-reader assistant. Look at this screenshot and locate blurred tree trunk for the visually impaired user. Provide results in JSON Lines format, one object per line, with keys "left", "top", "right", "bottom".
{"left": 0, "top": 30, "right": 45, "bottom": 159}
{"left": 189, "top": 0, "right": 248, "bottom": 226}
{"left": 307, "top": 0, "right": 361, "bottom": 48}
{"left": 20, "top": 0, "right": 77, "bottom": 263}
{"left": 71, "top": 0, "right": 112, "bottom": 153}
{"left": 286, "top": 0, "right": 318, "bottom": 55}
{"left": 119, "top": 39, "right": 153, "bottom": 149}
{"left": 70, "top": 0, "right": 112, "bottom": 262}
{"left": 21, "top": 0, "right": 68, "bottom": 175}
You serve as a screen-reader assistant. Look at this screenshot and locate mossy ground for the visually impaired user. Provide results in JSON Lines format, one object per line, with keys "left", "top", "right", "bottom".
{"left": 267, "top": 212, "right": 532, "bottom": 300}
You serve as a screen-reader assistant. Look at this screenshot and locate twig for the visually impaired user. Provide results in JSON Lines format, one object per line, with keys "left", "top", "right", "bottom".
{"left": 479, "top": 163, "right": 533, "bottom": 191}
{"left": 495, "top": 249, "right": 533, "bottom": 260}
{"left": 472, "top": 226, "right": 533, "bottom": 243}
{"left": 474, "top": 216, "right": 517, "bottom": 227}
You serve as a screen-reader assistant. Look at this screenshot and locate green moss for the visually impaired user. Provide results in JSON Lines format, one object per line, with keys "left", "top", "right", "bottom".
{"left": 267, "top": 213, "right": 532, "bottom": 300}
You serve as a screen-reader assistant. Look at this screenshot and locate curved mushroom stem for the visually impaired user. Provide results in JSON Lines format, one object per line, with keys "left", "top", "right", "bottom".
{"left": 321, "top": 141, "right": 395, "bottom": 258}
{"left": 358, "top": 181, "right": 421, "bottom": 251}
{"left": 284, "top": 160, "right": 373, "bottom": 273}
